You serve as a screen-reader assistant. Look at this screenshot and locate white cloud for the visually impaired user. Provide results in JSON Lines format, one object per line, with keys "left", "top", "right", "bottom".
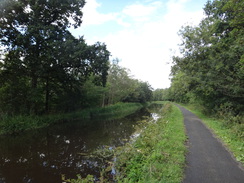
{"left": 102, "top": 26, "right": 173, "bottom": 89}
{"left": 81, "top": 0, "right": 117, "bottom": 26}
{"left": 164, "top": 0, "right": 204, "bottom": 26}
{"left": 103, "top": 1, "right": 203, "bottom": 88}
{"left": 72, "top": 0, "right": 205, "bottom": 89}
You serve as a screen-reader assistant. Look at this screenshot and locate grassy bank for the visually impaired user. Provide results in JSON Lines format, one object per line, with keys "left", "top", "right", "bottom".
{"left": 0, "top": 102, "right": 143, "bottom": 135}
{"left": 64, "top": 102, "right": 187, "bottom": 183}
{"left": 114, "top": 102, "right": 186, "bottom": 183}
{"left": 181, "top": 104, "right": 244, "bottom": 165}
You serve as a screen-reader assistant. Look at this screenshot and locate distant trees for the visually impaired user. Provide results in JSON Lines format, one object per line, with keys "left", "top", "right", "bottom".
{"left": 71, "top": 59, "right": 153, "bottom": 109}
{"left": 153, "top": 88, "right": 174, "bottom": 102}
{"left": 106, "top": 60, "right": 153, "bottom": 105}
{"left": 152, "top": 89, "right": 163, "bottom": 101}
{"left": 169, "top": 0, "right": 244, "bottom": 116}
{"left": 106, "top": 59, "right": 137, "bottom": 105}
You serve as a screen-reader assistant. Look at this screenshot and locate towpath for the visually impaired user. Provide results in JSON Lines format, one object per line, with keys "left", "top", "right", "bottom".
{"left": 177, "top": 105, "right": 244, "bottom": 183}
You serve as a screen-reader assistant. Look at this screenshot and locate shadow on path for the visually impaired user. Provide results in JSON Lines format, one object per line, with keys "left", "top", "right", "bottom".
{"left": 177, "top": 105, "right": 244, "bottom": 183}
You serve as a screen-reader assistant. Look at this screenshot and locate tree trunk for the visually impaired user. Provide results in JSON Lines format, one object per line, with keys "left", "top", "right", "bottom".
{"left": 29, "top": 74, "right": 38, "bottom": 114}
{"left": 45, "top": 76, "right": 50, "bottom": 113}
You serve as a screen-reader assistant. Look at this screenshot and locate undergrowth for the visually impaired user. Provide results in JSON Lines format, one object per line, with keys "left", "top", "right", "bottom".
{"left": 0, "top": 102, "right": 143, "bottom": 135}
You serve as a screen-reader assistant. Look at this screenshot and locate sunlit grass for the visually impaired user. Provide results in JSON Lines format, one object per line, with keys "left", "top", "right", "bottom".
{"left": 114, "top": 102, "right": 186, "bottom": 182}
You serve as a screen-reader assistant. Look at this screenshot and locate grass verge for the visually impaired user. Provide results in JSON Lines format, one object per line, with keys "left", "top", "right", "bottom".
{"left": 115, "top": 102, "right": 186, "bottom": 183}
{"left": 181, "top": 103, "right": 244, "bottom": 165}
{"left": 0, "top": 102, "right": 143, "bottom": 135}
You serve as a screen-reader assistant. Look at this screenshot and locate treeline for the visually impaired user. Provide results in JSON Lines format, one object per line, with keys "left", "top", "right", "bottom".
{"left": 0, "top": 0, "right": 152, "bottom": 116}
{"left": 156, "top": 0, "right": 243, "bottom": 122}
{"left": 80, "top": 60, "right": 153, "bottom": 108}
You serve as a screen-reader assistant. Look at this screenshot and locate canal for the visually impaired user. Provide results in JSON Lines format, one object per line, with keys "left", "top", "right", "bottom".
{"left": 0, "top": 104, "right": 163, "bottom": 183}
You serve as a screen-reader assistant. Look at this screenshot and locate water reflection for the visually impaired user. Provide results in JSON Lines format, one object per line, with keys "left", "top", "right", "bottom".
{"left": 0, "top": 104, "right": 163, "bottom": 183}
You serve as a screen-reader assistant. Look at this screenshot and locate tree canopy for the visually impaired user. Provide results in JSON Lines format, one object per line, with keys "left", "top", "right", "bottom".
{"left": 106, "top": 60, "right": 153, "bottom": 105}
{"left": 0, "top": 0, "right": 110, "bottom": 114}
{"left": 0, "top": 0, "right": 153, "bottom": 116}
{"left": 169, "top": 0, "right": 244, "bottom": 117}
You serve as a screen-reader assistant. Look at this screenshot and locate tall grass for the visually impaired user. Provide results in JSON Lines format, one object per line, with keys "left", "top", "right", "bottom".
{"left": 114, "top": 102, "right": 186, "bottom": 183}
{"left": 0, "top": 102, "right": 143, "bottom": 135}
{"left": 89, "top": 102, "right": 144, "bottom": 119}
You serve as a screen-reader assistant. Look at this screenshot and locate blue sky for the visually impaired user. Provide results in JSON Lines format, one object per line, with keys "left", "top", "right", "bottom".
{"left": 70, "top": 0, "right": 207, "bottom": 89}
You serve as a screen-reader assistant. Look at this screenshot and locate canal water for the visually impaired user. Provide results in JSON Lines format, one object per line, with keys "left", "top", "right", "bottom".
{"left": 0, "top": 104, "right": 163, "bottom": 183}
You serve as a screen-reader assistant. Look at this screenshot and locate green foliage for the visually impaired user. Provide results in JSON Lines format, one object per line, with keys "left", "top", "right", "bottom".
{"left": 169, "top": 0, "right": 244, "bottom": 117}
{"left": 0, "top": 0, "right": 110, "bottom": 115}
{"left": 114, "top": 103, "right": 186, "bottom": 182}
{"left": 106, "top": 60, "right": 153, "bottom": 105}
{"left": 88, "top": 102, "right": 143, "bottom": 119}
{"left": 168, "top": 71, "right": 192, "bottom": 103}
{"left": 0, "top": 0, "right": 85, "bottom": 114}
{"left": 152, "top": 89, "right": 164, "bottom": 101}
{"left": 134, "top": 82, "right": 153, "bottom": 103}
{"left": 159, "top": 88, "right": 172, "bottom": 101}
{"left": 106, "top": 60, "right": 137, "bottom": 104}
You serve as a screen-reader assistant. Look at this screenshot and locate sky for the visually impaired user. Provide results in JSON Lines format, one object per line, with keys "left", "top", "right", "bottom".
{"left": 69, "top": 0, "right": 207, "bottom": 89}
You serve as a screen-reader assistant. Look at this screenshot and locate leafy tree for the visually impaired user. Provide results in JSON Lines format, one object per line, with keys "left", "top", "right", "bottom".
{"left": 152, "top": 89, "right": 163, "bottom": 101}
{"left": 0, "top": 51, "right": 30, "bottom": 114}
{"left": 0, "top": 0, "right": 85, "bottom": 113}
{"left": 161, "top": 88, "right": 173, "bottom": 101}
{"left": 52, "top": 37, "right": 110, "bottom": 112}
{"left": 168, "top": 71, "right": 192, "bottom": 103}
{"left": 0, "top": 0, "right": 110, "bottom": 114}
{"left": 106, "top": 59, "right": 153, "bottom": 104}
{"left": 171, "top": 0, "right": 244, "bottom": 115}
{"left": 80, "top": 75, "right": 108, "bottom": 108}
{"left": 135, "top": 82, "right": 153, "bottom": 103}
{"left": 106, "top": 60, "right": 137, "bottom": 104}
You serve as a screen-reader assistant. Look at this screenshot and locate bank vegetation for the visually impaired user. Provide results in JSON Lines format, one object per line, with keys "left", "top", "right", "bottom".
{"left": 63, "top": 102, "right": 187, "bottom": 183}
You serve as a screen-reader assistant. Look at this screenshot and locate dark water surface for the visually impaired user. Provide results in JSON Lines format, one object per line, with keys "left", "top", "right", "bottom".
{"left": 0, "top": 105, "right": 162, "bottom": 183}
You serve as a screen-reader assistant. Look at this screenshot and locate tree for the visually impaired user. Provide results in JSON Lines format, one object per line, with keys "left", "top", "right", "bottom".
{"left": 106, "top": 60, "right": 138, "bottom": 105}
{"left": 135, "top": 82, "right": 153, "bottom": 103}
{"left": 171, "top": 0, "right": 244, "bottom": 115}
{"left": 0, "top": 0, "right": 85, "bottom": 113}
{"left": 152, "top": 89, "right": 163, "bottom": 101}
{"left": 105, "top": 59, "right": 153, "bottom": 104}
{"left": 80, "top": 75, "right": 108, "bottom": 108}
{"left": 0, "top": 0, "right": 110, "bottom": 114}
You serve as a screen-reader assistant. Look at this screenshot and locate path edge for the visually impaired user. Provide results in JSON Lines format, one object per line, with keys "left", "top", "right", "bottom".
{"left": 175, "top": 104, "right": 244, "bottom": 172}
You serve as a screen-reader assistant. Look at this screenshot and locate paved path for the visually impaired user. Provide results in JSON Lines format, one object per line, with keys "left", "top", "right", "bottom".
{"left": 177, "top": 105, "right": 244, "bottom": 183}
